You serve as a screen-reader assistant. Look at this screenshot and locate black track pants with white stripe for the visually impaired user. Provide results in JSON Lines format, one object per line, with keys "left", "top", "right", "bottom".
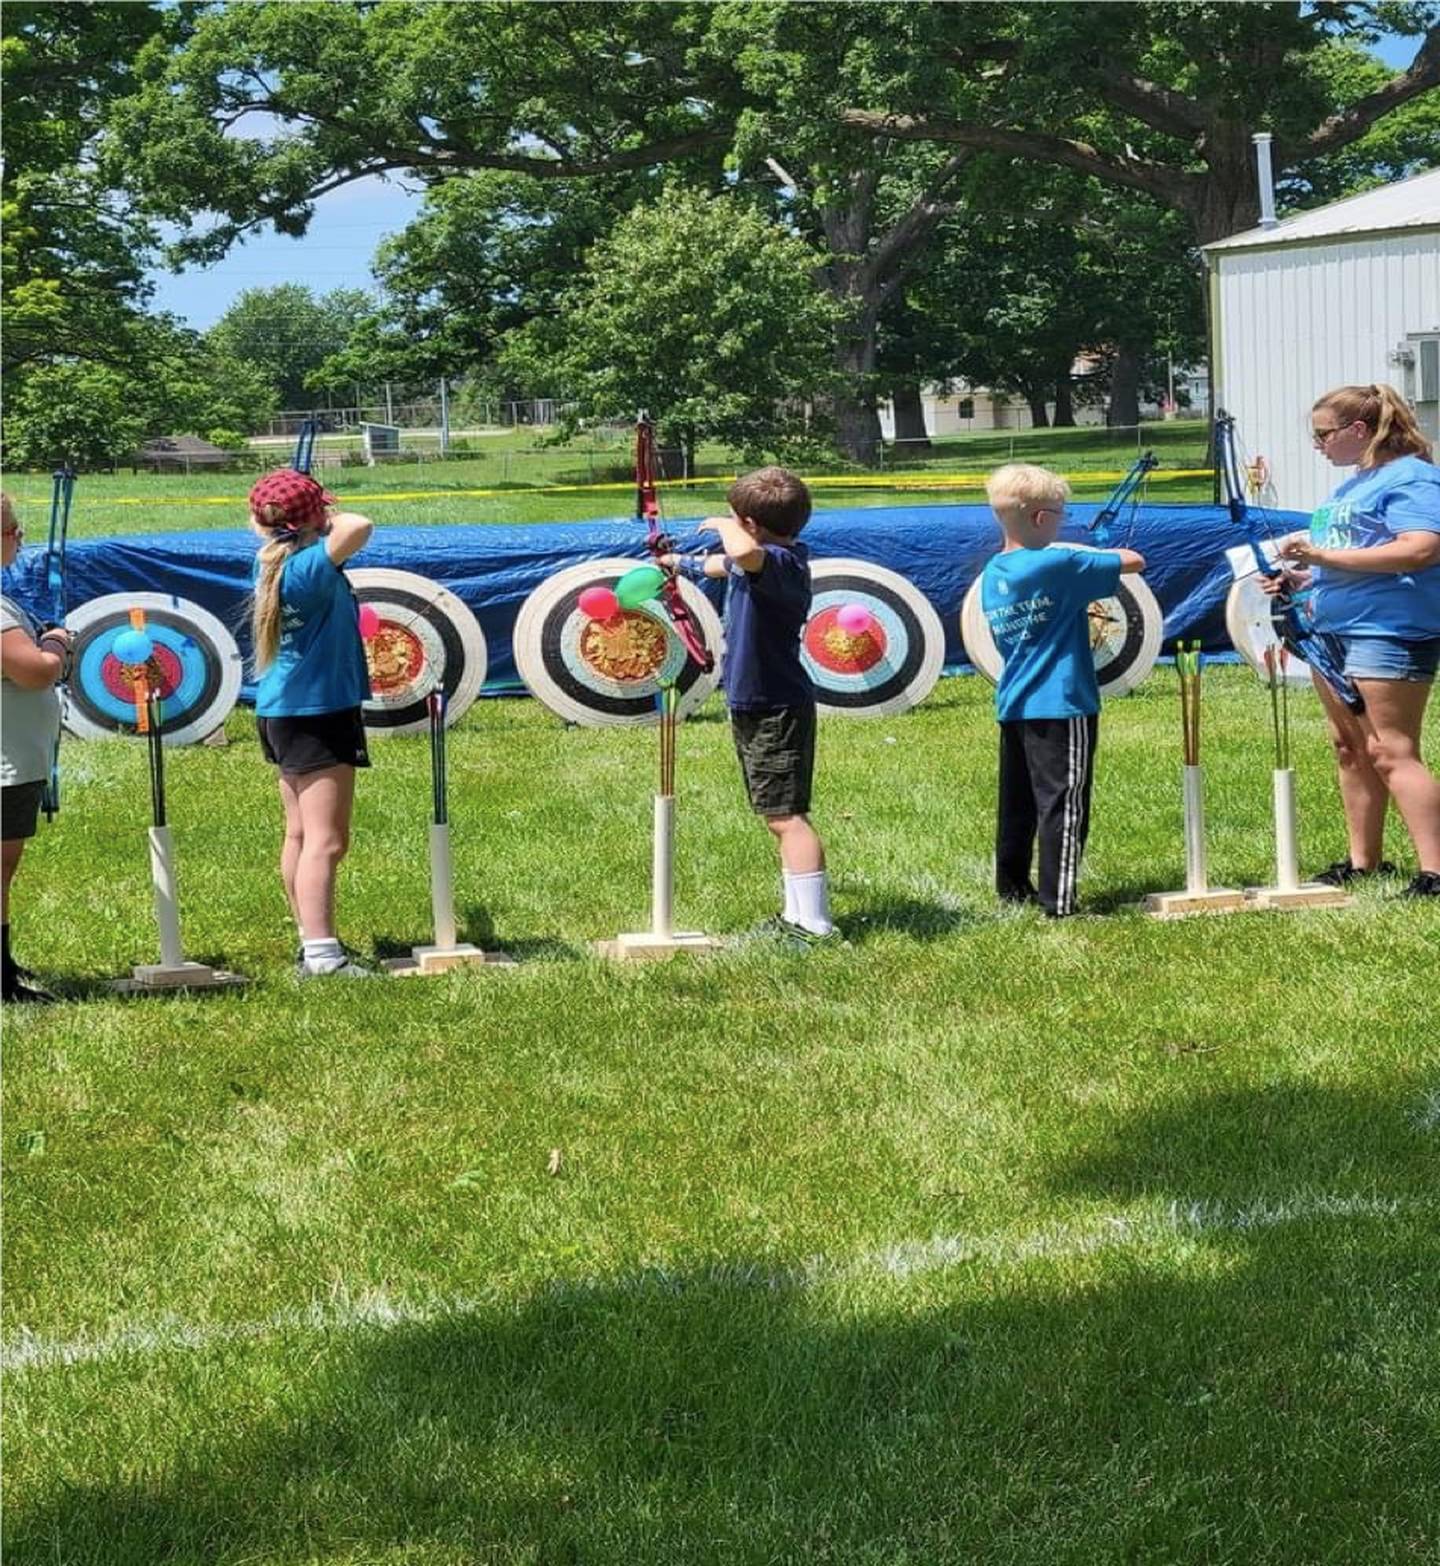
{"left": 995, "top": 715, "right": 1099, "bottom": 917}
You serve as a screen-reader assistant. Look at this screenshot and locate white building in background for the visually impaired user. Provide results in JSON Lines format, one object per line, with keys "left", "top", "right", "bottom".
{"left": 1204, "top": 166, "right": 1440, "bottom": 512}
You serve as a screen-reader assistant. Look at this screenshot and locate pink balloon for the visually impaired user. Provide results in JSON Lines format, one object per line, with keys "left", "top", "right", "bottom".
{"left": 837, "top": 603, "right": 874, "bottom": 636}
{"left": 358, "top": 604, "right": 381, "bottom": 639}
{"left": 578, "top": 585, "right": 621, "bottom": 622}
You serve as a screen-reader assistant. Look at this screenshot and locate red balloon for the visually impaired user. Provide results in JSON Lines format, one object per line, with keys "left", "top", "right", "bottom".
{"left": 358, "top": 603, "right": 381, "bottom": 639}
{"left": 578, "top": 585, "right": 621, "bottom": 622}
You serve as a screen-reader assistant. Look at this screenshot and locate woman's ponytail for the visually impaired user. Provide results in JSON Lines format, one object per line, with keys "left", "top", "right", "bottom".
{"left": 1313, "top": 382, "right": 1433, "bottom": 466}
{"left": 250, "top": 501, "right": 304, "bottom": 672}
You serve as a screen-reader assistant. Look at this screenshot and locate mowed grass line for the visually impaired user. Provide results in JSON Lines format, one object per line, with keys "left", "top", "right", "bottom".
{"left": 3, "top": 671, "right": 1437, "bottom": 1565}
{"left": 0, "top": 422, "right": 1212, "bottom": 537}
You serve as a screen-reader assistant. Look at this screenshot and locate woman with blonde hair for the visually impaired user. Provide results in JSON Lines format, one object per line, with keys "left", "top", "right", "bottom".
{"left": 1267, "top": 383, "right": 1440, "bottom": 897}
{"left": 248, "top": 469, "right": 376, "bottom": 972}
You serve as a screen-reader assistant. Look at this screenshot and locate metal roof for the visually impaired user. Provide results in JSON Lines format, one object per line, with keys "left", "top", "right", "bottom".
{"left": 1204, "top": 166, "right": 1440, "bottom": 252}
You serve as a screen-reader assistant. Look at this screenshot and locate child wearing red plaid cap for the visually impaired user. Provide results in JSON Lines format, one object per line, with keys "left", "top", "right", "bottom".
{"left": 248, "top": 469, "right": 375, "bottom": 977}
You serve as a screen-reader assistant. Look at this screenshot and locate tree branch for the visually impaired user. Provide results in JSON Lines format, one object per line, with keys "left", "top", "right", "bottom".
{"left": 838, "top": 111, "right": 1184, "bottom": 205}
{"left": 1283, "top": 23, "right": 1440, "bottom": 160}
{"left": 1097, "top": 69, "right": 1209, "bottom": 141}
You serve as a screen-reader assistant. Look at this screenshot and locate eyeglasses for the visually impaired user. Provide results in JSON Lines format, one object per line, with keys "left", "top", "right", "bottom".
{"left": 1312, "top": 424, "right": 1351, "bottom": 447}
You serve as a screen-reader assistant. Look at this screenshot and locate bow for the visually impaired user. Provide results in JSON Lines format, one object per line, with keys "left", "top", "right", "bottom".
{"left": 292, "top": 417, "right": 317, "bottom": 476}
{"left": 40, "top": 466, "right": 77, "bottom": 821}
{"left": 1089, "top": 449, "right": 1158, "bottom": 547}
{"left": 1215, "top": 411, "right": 1363, "bottom": 713}
{"left": 636, "top": 413, "right": 714, "bottom": 673}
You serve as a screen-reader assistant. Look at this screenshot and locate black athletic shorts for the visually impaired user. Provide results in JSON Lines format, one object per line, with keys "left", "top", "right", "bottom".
{"left": 257, "top": 708, "right": 371, "bottom": 776}
{"left": 730, "top": 703, "right": 816, "bottom": 817}
{"left": 1, "top": 780, "right": 46, "bottom": 841}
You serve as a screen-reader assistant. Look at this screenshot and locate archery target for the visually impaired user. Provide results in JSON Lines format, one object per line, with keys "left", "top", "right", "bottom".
{"left": 960, "top": 545, "right": 1162, "bottom": 698}
{"left": 802, "top": 559, "right": 946, "bottom": 716}
{"left": 63, "top": 593, "right": 243, "bottom": 746}
{"left": 349, "top": 569, "right": 487, "bottom": 735}
{"left": 1225, "top": 574, "right": 1316, "bottom": 686}
{"left": 513, "top": 558, "right": 722, "bottom": 727}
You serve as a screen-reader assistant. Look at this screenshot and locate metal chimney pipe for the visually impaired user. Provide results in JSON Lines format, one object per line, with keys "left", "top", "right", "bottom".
{"left": 1252, "top": 132, "right": 1278, "bottom": 229}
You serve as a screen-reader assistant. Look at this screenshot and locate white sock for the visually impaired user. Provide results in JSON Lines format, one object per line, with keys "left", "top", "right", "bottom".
{"left": 781, "top": 874, "right": 800, "bottom": 923}
{"left": 785, "top": 871, "right": 833, "bottom": 935}
{"left": 302, "top": 937, "right": 343, "bottom": 972}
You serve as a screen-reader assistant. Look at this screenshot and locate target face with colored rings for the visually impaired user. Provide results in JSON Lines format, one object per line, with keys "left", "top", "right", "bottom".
{"left": 63, "top": 593, "right": 243, "bottom": 745}
{"left": 347, "top": 568, "right": 488, "bottom": 735}
{"left": 513, "top": 558, "right": 723, "bottom": 727}
{"left": 960, "top": 545, "right": 1162, "bottom": 698}
{"left": 802, "top": 559, "right": 945, "bottom": 716}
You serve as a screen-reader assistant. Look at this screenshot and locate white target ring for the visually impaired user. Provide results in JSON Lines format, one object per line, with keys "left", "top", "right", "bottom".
{"left": 513, "top": 558, "right": 723, "bottom": 727}
{"left": 960, "top": 544, "right": 1162, "bottom": 698}
{"left": 348, "top": 568, "right": 487, "bottom": 736}
{"left": 802, "top": 558, "right": 946, "bottom": 717}
{"left": 1225, "top": 574, "right": 1315, "bottom": 686}
{"left": 63, "top": 592, "right": 243, "bottom": 746}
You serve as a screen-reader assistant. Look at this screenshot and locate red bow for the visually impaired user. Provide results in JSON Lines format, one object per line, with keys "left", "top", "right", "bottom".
{"left": 636, "top": 415, "right": 714, "bottom": 673}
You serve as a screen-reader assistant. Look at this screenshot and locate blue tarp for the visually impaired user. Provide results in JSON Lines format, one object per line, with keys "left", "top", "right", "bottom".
{"left": 3, "top": 503, "right": 1299, "bottom": 699}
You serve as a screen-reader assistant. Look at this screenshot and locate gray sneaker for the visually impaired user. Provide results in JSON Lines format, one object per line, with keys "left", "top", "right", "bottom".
{"left": 300, "top": 948, "right": 376, "bottom": 978}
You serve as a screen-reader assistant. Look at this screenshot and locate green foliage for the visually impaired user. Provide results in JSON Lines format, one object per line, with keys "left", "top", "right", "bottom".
{"left": 1, "top": 1, "right": 176, "bottom": 374}
{"left": 1, "top": 362, "right": 147, "bottom": 468}
{"left": 501, "top": 189, "right": 846, "bottom": 461}
{"left": 207, "top": 285, "right": 374, "bottom": 411}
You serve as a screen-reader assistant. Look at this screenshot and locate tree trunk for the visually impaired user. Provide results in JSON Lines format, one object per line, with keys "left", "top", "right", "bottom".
{"left": 831, "top": 317, "right": 882, "bottom": 467}
{"left": 1107, "top": 343, "right": 1142, "bottom": 430}
{"left": 890, "top": 381, "right": 930, "bottom": 449}
{"left": 1052, "top": 372, "right": 1076, "bottom": 428}
{"left": 1025, "top": 390, "right": 1050, "bottom": 428}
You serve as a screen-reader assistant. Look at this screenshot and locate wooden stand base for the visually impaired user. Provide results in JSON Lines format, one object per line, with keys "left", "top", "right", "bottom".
{"left": 1143, "top": 887, "right": 1247, "bottom": 919}
{"left": 382, "top": 944, "right": 517, "bottom": 977}
{"left": 1245, "top": 884, "right": 1353, "bottom": 912}
{"left": 594, "top": 931, "right": 723, "bottom": 962}
{"left": 112, "top": 961, "right": 249, "bottom": 994}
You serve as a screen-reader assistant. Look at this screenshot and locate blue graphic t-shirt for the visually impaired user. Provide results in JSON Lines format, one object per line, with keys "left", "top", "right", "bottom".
{"left": 253, "top": 542, "right": 371, "bottom": 717}
{"left": 721, "top": 540, "right": 814, "bottom": 711}
{"left": 981, "top": 546, "right": 1122, "bottom": 721}
{"left": 1309, "top": 455, "right": 1440, "bottom": 639}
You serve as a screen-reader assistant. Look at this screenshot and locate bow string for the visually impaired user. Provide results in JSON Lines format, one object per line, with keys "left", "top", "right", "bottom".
{"left": 1088, "top": 449, "right": 1157, "bottom": 548}
{"left": 1215, "top": 410, "right": 1363, "bottom": 714}
{"left": 41, "top": 464, "right": 77, "bottom": 821}
{"left": 636, "top": 413, "right": 714, "bottom": 673}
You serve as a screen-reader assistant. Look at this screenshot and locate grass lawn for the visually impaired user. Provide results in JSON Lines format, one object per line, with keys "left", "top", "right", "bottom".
{"left": 0, "top": 421, "right": 1214, "bottom": 538}
{"left": 4, "top": 669, "right": 1437, "bottom": 1565}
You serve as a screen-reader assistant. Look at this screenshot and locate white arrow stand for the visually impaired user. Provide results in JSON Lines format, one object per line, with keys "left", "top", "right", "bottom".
{"left": 114, "top": 824, "right": 247, "bottom": 993}
{"left": 385, "top": 697, "right": 516, "bottom": 976}
{"left": 1245, "top": 768, "right": 1352, "bottom": 911}
{"left": 1144, "top": 764, "right": 1246, "bottom": 919}
{"left": 596, "top": 679, "right": 720, "bottom": 962}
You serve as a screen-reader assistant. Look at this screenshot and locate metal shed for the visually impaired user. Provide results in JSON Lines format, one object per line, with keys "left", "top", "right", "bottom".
{"left": 1203, "top": 167, "right": 1440, "bottom": 512}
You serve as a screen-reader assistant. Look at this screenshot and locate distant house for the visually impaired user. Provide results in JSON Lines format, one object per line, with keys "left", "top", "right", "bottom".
{"left": 135, "top": 434, "right": 234, "bottom": 472}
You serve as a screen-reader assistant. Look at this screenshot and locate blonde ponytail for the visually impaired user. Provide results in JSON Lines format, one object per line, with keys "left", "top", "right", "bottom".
{"left": 1312, "top": 382, "right": 1433, "bottom": 467}
{"left": 251, "top": 535, "right": 299, "bottom": 673}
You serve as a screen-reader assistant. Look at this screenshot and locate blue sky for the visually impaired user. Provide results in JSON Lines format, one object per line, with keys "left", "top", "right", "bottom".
{"left": 145, "top": 30, "right": 1431, "bottom": 331}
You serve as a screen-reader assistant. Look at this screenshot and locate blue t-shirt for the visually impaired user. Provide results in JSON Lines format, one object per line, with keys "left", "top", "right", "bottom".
{"left": 721, "top": 541, "right": 814, "bottom": 710}
{"left": 1308, "top": 455, "right": 1440, "bottom": 640}
{"left": 981, "top": 546, "right": 1123, "bottom": 721}
{"left": 253, "top": 542, "right": 371, "bottom": 717}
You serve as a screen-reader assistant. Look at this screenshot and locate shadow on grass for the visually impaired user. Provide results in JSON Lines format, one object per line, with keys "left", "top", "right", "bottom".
{"left": 844, "top": 893, "right": 993, "bottom": 942}
{"left": 369, "top": 904, "right": 585, "bottom": 967}
{"left": 13, "top": 1079, "right": 1438, "bottom": 1565}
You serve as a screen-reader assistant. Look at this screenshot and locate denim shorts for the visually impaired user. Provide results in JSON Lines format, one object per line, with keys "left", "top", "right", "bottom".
{"left": 1340, "top": 635, "right": 1440, "bottom": 683}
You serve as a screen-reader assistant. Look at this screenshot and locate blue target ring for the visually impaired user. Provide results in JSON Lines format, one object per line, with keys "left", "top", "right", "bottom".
{"left": 62, "top": 594, "right": 243, "bottom": 745}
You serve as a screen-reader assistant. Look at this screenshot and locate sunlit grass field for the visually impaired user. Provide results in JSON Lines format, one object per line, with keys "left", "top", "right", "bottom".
{"left": 4, "top": 670, "right": 1437, "bottom": 1565}
{"left": 0, "top": 420, "right": 1212, "bottom": 538}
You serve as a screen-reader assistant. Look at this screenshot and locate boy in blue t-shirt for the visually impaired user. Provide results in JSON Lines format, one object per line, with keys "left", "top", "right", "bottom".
{"left": 980, "top": 464, "right": 1146, "bottom": 916}
{"left": 664, "top": 467, "right": 833, "bottom": 939}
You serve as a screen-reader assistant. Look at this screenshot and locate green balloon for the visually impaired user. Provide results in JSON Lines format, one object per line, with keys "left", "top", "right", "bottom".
{"left": 615, "top": 565, "right": 666, "bottom": 609}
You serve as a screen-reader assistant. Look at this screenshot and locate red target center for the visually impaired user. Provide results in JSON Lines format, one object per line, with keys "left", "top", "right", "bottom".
{"left": 365, "top": 621, "right": 426, "bottom": 694}
{"left": 101, "top": 642, "right": 183, "bottom": 703}
{"left": 804, "top": 607, "right": 887, "bottom": 674}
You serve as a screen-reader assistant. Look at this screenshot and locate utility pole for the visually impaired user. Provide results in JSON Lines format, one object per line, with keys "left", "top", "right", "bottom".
{"left": 439, "top": 376, "right": 450, "bottom": 457}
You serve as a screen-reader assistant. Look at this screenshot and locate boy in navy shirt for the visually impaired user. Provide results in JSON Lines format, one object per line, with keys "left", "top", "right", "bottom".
{"left": 980, "top": 464, "right": 1146, "bottom": 916}
{"left": 666, "top": 467, "right": 833, "bottom": 939}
